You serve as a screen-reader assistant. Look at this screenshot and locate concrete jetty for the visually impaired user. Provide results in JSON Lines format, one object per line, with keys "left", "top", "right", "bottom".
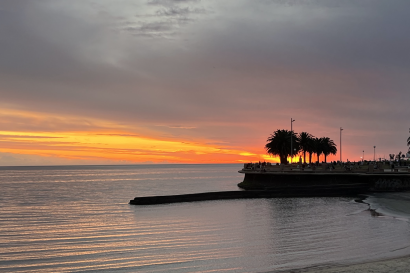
{"left": 129, "top": 184, "right": 368, "bottom": 205}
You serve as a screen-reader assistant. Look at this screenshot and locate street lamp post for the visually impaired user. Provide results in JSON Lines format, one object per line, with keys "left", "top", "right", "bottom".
{"left": 291, "top": 118, "right": 295, "bottom": 164}
{"left": 340, "top": 127, "right": 343, "bottom": 163}
{"left": 374, "top": 146, "right": 376, "bottom": 161}
{"left": 363, "top": 150, "right": 364, "bottom": 162}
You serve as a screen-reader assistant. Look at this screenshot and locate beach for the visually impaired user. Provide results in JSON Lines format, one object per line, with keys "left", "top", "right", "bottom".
{"left": 277, "top": 255, "right": 410, "bottom": 273}
{"left": 275, "top": 191, "right": 410, "bottom": 273}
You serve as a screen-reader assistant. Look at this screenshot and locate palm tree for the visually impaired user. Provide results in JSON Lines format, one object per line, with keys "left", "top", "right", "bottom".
{"left": 314, "top": 137, "right": 324, "bottom": 163}
{"left": 265, "top": 129, "right": 300, "bottom": 164}
{"left": 299, "top": 132, "right": 314, "bottom": 164}
{"left": 321, "top": 137, "right": 337, "bottom": 163}
{"left": 307, "top": 137, "right": 315, "bottom": 164}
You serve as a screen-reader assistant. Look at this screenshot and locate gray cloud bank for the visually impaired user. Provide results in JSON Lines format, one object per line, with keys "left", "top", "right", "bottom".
{"left": 0, "top": 0, "right": 409, "bottom": 160}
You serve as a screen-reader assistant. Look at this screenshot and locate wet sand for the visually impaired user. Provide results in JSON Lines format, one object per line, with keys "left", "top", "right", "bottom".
{"left": 274, "top": 255, "right": 410, "bottom": 273}
{"left": 276, "top": 192, "right": 410, "bottom": 273}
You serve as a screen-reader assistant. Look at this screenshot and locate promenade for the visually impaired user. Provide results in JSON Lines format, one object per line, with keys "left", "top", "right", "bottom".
{"left": 240, "top": 162, "right": 410, "bottom": 174}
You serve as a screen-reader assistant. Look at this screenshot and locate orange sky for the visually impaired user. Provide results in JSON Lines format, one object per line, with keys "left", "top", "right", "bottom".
{"left": 0, "top": 106, "right": 404, "bottom": 166}
{"left": 0, "top": 108, "right": 268, "bottom": 165}
{"left": 0, "top": 130, "right": 263, "bottom": 163}
{"left": 0, "top": 105, "right": 405, "bottom": 166}
{"left": 0, "top": 128, "right": 338, "bottom": 165}
{"left": 0, "top": 108, "right": 347, "bottom": 166}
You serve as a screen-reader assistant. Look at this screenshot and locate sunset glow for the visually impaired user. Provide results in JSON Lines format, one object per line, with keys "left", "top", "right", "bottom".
{"left": 0, "top": 130, "right": 267, "bottom": 164}
{"left": 0, "top": 105, "right": 399, "bottom": 165}
{"left": 0, "top": 106, "right": 274, "bottom": 164}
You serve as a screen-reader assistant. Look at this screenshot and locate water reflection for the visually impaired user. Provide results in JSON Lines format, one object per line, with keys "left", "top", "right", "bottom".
{"left": 2, "top": 165, "right": 410, "bottom": 272}
{"left": 128, "top": 197, "right": 410, "bottom": 272}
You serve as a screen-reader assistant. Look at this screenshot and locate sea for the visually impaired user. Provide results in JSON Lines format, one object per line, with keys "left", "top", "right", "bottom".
{"left": 1, "top": 164, "right": 410, "bottom": 273}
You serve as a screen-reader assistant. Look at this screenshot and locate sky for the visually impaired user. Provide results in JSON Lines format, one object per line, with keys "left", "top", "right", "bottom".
{"left": 0, "top": 0, "right": 409, "bottom": 166}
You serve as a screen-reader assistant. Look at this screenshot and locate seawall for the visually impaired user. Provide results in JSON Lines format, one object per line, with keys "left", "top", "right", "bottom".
{"left": 238, "top": 171, "right": 410, "bottom": 192}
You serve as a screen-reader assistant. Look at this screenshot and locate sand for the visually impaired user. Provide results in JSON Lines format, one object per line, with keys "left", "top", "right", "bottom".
{"left": 274, "top": 255, "right": 410, "bottom": 273}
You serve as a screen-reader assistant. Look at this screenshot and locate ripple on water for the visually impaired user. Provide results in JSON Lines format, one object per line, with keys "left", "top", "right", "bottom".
{"left": 1, "top": 165, "right": 410, "bottom": 272}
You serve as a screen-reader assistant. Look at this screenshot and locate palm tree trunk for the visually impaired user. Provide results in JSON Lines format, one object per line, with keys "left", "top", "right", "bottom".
{"left": 280, "top": 154, "right": 287, "bottom": 164}
{"left": 324, "top": 154, "right": 327, "bottom": 163}
{"left": 303, "top": 151, "right": 306, "bottom": 164}
{"left": 309, "top": 152, "right": 312, "bottom": 164}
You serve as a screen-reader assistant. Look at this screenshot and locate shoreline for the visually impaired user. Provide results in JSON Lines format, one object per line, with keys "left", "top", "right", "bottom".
{"left": 272, "top": 193, "right": 410, "bottom": 273}
{"left": 273, "top": 255, "right": 410, "bottom": 273}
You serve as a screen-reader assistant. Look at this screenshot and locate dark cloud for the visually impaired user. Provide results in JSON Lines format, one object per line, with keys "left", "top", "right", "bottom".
{"left": 126, "top": 1, "right": 206, "bottom": 36}
{"left": 124, "top": 21, "right": 175, "bottom": 37}
{"left": 156, "top": 6, "right": 206, "bottom": 16}
{"left": 0, "top": 1, "right": 134, "bottom": 86}
{"left": 148, "top": 0, "right": 201, "bottom": 6}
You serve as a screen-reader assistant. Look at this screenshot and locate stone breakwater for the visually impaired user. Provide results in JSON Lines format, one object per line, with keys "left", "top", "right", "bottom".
{"left": 130, "top": 184, "right": 368, "bottom": 205}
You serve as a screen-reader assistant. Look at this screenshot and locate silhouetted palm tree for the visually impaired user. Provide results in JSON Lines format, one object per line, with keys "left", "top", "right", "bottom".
{"left": 265, "top": 129, "right": 300, "bottom": 164}
{"left": 299, "top": 132, "right": 314, "bottom": 164}
{"left": 313, "top": 137, "right": 323, "bottom": 163}
{"left": 321, "top": 137, "right": 337, "bottom": 163}
{"left": 307, "top": 137, "right": 315, "bottom": 164}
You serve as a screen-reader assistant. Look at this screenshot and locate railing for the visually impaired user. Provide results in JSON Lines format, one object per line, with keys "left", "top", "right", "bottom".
{"left": 241, "top": 163, "right": 409, "bottom": 174}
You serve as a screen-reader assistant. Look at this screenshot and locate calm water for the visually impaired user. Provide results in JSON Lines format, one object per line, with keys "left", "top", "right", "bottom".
{"left": 1, "top": 164, "right": 410, "bottom": 272}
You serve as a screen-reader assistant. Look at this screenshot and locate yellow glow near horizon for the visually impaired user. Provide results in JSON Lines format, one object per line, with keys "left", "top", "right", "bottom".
{"left": 0, "top": 130, "right": 267, "bottom": 164}
{"left": 0, "top": 108, "right": 282, "bottom": 164}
